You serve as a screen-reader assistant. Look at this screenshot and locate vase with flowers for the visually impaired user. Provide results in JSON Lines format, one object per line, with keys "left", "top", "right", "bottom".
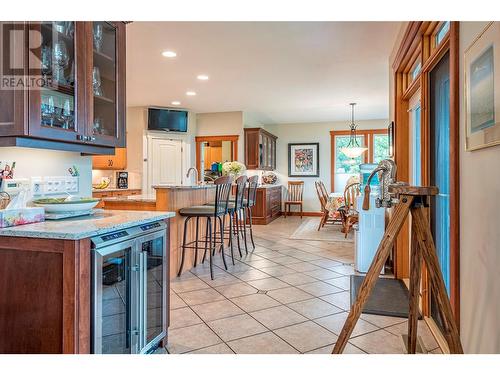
{"left": 222, "top": 161, "right": 246, "bottom": 179}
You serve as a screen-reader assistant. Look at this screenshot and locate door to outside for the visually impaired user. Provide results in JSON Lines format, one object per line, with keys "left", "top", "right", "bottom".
{"left": 429, "top": 52, "right": 451, "bottom": 325}
{"left": 147, "top": 137, "right": 183, "bottom": 195}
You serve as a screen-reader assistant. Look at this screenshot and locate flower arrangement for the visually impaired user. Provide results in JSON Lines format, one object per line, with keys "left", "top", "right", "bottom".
{"left": 222, "top": 161, "right": 246, "bottom": 178}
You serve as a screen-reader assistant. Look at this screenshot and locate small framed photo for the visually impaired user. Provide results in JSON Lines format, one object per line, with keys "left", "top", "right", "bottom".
{"left": 464, "top": 22, "right": 500, "bottom": 151}
{"left": 288, "top": 143, "right": 319, "bottom": 177}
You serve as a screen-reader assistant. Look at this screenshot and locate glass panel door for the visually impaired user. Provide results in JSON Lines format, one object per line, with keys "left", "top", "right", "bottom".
{"left": 140, "top": 232, "right": 166, "bottom": 351}
{"left": 334, "top": 135, "right": 365, "bottom": 192}
{"left": 92, "top": 22, "right": 117, "bottom": 140}
{"left": 429, "top": 52, "right": 451, "bottom": 328}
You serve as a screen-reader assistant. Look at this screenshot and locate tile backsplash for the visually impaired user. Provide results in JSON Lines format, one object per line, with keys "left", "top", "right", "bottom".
{"left": 92, "top": 169, "right": 142, "bottom": 190}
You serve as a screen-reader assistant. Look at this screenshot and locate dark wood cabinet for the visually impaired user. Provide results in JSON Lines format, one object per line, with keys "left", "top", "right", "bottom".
{"left": 244, "top": 128, "right": 277, "bottom": 170}
{"left": 250, "top": 185, "right": 282, "bottom": 225}
{"left": 0, "top": 21, "right": 126, "bottom": 154}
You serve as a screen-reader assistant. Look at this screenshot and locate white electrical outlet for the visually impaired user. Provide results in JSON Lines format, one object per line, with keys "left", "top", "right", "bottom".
{"left": 31, "top": 176, "right": 79, "bottom": 196}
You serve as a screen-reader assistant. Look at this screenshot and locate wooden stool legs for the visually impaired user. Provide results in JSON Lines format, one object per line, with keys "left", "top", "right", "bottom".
{"left": 332, "top": 194, "right": 463, "bottom": 354}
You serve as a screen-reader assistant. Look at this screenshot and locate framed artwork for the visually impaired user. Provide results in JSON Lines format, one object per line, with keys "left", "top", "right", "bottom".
{"left": 464, "top": 22, "right": 500, "bottom": 151}
{"left": 388, "top": 121, "right": 395, "bottom": 157}
{"left": 288, "top": 143, "right": 319, "bottom": 177}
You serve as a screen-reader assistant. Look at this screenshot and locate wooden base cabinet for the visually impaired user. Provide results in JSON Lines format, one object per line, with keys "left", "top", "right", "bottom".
{"left": 250, "top": 186, "right": 282, "bottom": 225}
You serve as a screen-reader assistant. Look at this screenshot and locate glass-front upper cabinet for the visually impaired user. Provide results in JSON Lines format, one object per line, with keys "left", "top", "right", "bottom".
{"left": 28, "top": 22, "right": 87, "bottom": 142}
{"left": 90, "top": 21, "right": 125, "bottom": 147}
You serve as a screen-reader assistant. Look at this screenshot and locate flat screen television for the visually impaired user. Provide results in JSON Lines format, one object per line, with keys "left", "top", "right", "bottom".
{"left": 148, "top": 108, "right": 188, "bottom": 132}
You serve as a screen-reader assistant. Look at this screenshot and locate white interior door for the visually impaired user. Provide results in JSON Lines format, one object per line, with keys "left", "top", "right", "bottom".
{"left": 146, "top": 137, "right": 183, "bottom": 195}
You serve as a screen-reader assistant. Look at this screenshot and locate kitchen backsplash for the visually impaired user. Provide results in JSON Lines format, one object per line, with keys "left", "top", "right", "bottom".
{"left": 0, "top": 147, "right": 92, "bottom": 196}
{"left": 92, "top": 169, "right": 142, "bottom": 190}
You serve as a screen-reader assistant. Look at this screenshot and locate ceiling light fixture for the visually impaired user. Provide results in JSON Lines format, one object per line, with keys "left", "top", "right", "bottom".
{"left": 186, "top": 91, "right": 196, "bottom": 96}
{"left": 340, "top": 103, "right": 368, "bottom": 159}
{"left": 197, "top": 74, "right": 209, "bottom": 80}
{"left": 161, "top": 50, "right": 177, "bottom": 58}
{"left": 171, "top": 101, "right": 181, "bottom": 106}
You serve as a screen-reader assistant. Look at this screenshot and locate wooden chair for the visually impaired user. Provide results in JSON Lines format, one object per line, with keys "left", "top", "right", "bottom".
{"left": 339, "top": 182, "right": 361, "bottom": 238}
{"left": 315, "top": 180, "right": 339, "bottom": 230}
{"left": 284, "top": 180, "right": 304, "bottom": 218}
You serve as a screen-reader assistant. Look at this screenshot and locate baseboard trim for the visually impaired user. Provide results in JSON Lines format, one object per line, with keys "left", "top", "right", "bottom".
{"left": 280, "top": 211, "right": 323, "bottom": 217}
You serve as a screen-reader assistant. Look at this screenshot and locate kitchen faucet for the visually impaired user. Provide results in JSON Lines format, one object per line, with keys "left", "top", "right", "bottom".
{"left": 186, "top": 167, "right": 200, "bottom": 184}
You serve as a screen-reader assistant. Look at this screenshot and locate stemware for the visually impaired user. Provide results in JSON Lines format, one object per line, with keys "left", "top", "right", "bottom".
{"left": 41, "top": 95, "right": 56, "bottom": 127}
{"left": 52, "top": 21, "right": 66, "bottom": 35}
{"left": 94, "top": 23, "right": 103, "bottom": 52}
{"left": 92, "top": 67, "right": 103, "bottom": 97}
{"left": 53, "top": 41, "right": 69, "bottom": 85}
{"left": 41, "top": 45, "right": 52, "bottom": 83}
{"left": 93, "top": 117, "right": 103, "bottom": 135}
{"left": 62, "top": 98, "right": 73, "bottom": 130}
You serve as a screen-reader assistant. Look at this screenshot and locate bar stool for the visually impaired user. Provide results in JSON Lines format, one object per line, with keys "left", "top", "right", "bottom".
{"left": 177, "top": 176, "right": 233, "bottom": 280}
{"left": 242, "top": 175, "right": 259, "bottom": 251}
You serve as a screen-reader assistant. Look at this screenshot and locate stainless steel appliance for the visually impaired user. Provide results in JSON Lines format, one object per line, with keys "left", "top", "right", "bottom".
{"left": 116, "top": 171, "right": 128, "bottom": 189}
{"left": 91, "top": 221, "right": 168, "bottom": 354}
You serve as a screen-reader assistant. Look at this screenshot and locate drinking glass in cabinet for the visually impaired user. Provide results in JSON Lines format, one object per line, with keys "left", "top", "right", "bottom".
{"left": 53, "top": 41, "right": 69, "bottom": 85}
{"left": 41, "top": 95, "right": 55, "bottom": 127}
{"left": 41, "top": 45, "right": 52, "bottom": 81}
{"left": 93, "top": 67, "right": 104, "bottom": 97}
{"left": 94, "top": 23, "right": 103, "bottom": 52}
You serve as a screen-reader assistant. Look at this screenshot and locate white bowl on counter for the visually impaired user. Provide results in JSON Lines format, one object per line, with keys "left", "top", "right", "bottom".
{"left": 32, "top": 198, "right": 100, "bottom": 213}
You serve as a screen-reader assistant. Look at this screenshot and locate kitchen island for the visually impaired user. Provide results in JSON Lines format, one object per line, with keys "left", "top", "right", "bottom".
{"left": 0, "top": 210, "right": 175, "bottom": 354}
{"left": 102, "top": 185, "right": 216, "bottom": 278}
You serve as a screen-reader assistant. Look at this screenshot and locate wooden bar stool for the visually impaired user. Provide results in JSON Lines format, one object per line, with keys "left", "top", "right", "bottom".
{"left": 177, "top": 176, "right": 233, "bottom": 280}
{"left": 284, "top": 180, "right": 304, "bottom": 218}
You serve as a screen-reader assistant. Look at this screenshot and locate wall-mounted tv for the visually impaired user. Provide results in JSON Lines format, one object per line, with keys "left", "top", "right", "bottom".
{"left": 147, "top": 108, "right": 188, "bottom": 132}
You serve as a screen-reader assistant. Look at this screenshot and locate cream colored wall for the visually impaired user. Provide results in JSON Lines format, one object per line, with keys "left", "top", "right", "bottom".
{"left": 459, "top": 21, "right": 500, "bottom": 354}
{"left": 264, "top": 119, "right": 388, "bottom": 212}
{"left": 196, "top": 111, "right": 244, "bottom": 162}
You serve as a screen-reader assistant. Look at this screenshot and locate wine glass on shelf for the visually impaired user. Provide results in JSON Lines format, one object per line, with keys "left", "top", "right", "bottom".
{"left": 62, "top": 98, "right": 73, "bottom": 130}
{"left": 52, "top": 21, "right": 66, "bottom": 35}
{"left": 92, "top": 67, "right": 104, "bottom": 97}
{"left": 53, "top": 40, "right": 69, "bottom": 85}
{"left": 41, "top": 95, "right": 56, "bottom": 127}
{"left": 41, "top": 45, "right": 52, "bottom": 84}
{"left": 94, "top": 23, "right": 103, "bottom": 52}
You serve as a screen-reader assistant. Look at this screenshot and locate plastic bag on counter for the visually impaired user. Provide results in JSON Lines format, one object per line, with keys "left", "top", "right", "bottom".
{"left": 5, "top": 187, "right": 33, "bottom": 210}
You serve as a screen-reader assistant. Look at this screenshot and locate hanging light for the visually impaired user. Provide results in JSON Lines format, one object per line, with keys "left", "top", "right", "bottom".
{"left": 340, "top": 103, "right": 368, "bottom": 158}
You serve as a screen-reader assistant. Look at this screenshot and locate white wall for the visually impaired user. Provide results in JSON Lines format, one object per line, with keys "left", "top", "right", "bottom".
{"left": 196, "top": 111, "right": 244, "bottom": 162}
{"left": 0, "top": 147, "right": 92, "bottom": 197}
{"left": 264, "top": 119, "right": 388, "bottom": 212}
{"left": 459, "top": 21, "right": 500, "bottom": 354}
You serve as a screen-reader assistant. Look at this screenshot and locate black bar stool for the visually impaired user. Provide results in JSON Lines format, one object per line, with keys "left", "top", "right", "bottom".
{"left": 243, "top": 175, "right": 259, "bottom": 251}
{"left": 177, "top": 176, "right": 233, "bottom": 280}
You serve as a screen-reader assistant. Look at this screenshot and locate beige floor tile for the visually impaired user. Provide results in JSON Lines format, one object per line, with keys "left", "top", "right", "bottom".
{"left": 208, "top": 314, "right": 268, "bottom": 341}
{"left": 286, "top": 262, "right": 322, "bottom": 272}
{"left": 287, "top": 298, "right": 342, "bottom": 319}
{"left": 320, "top": 291, "right": 351, "bottom": 310}
{"left": 242, "top": 259, "right": 279, "bottom": 268}
{"left": 274, "top": 321, "right": 338, "bottom": 353}
{"left": 225, "top": 263, "right": 253, "bottom": 274}
{"left": 306, "top": 343, "right": 366, "bottom": 354}
{"left": 232, "top": 269, "right": 270, "bottom": 281}
{"left": 296, "top": 281, "right": 344, "bottom": 297}
{"left": 271, "top": 256, "right": 303, "bottom": 265}
{"left": 315, "top": 312, "right": 379, "bottom": 337}
{"left": 384, "top": 320, "right": 439, "bottom": 351}
{"left": 215, "top": 282, "right": 258, "bottom": 298}
{"left": 267, "top": 286, "right": 314, "bottom": 304}
{"left": 331, "top": 264, "right": 355, "bottom": 276}
{"left": 230, "top": 293, "right": 281, "bottom": 312}
{"left": 324, "top": 276, "right": 350, "bottom": 290}
{"left": 178, "top": 288, "right": 225, "bottom": 306}
{"left": 309, "top": 259, "right": 343, "bottom": 269}
{"left": 349, "top": 329, "right": 406, "bottom": 354}
{"left": 191, "top": 299, "right": 244, "bottom": 322}
{"left": 256, "top": 251, "right": 287, "bottom": 260}
{"left": 289, "top": 252, "right": 323, "bottom": 261}
{"left": 276, "top": 273, "right": 318, "bottom": 286}
{"left": 359, "top": 313, "right": 407, "bottom": 328}
{"left": 250, "top": 305, "right": 308, "bottom": 330}
{"left": 260, "top": 265, "right": 297, "bottom": 277}
{"left": 304, "top": 269, "right": 344, "bottom": 281}
{"left": 227, "top": 332, "right": 299, "bottom": 354}
{"left": 171, "top": 278, "right": 210, "bottom": 293}
{"left": 198, "top": 273, "right": 241, "bottom": 287}
{"left": 247, "top": 277, "right": 289, "bottom": 291}
{"left": 166, "top": 323, "right": 222, "bottom": 354}
{"left": 170, "top": 293, "right": 187, "bottom": 310}
{"left": 169, "top": 307, "right": 203, "bottom": 329}
{"left": 188, "top": 343, "right": 234, "bottom": 354}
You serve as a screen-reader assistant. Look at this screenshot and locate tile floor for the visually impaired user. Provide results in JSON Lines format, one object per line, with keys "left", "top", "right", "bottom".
{"left": 163, "top": 217, "right": 442, "bottom": 354}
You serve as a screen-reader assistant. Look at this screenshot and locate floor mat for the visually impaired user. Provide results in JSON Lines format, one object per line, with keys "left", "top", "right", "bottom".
{"left": 350, "top": 275, "right": 414, "bottom": 318}
{"left": 289, "top": 217, "right": 354, "bottom": 243}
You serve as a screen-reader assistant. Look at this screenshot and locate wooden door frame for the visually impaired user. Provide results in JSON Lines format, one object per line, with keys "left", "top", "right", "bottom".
{"left": 392, "top": 21, "right": 460, "bottom": 325}
{"left": 195, "top": 135, "right": 239, "bottom": 180}
{"left": 330, "top": 129, "right": 388, "bottom": 192}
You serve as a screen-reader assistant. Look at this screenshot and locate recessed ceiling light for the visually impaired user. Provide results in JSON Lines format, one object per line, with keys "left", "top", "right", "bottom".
{"left": 161, "top": 50, "right": 177, "bottom": 58}
{"left": 186, "top": 91, "right": 196, "bottom": 96}
{"left": 171, "top": 101, "right": 181, "bottom": 105}
{"left": 197, "top": 74, "right": 209, "bottom": 81}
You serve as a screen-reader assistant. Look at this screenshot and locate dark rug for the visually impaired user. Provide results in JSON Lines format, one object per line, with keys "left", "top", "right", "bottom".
{"left": 350, "top": 275, "right": 414, "bottom": 318}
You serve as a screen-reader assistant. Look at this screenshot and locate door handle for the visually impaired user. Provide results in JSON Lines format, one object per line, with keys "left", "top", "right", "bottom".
{"left": 131, "top": 264, "right": 140, "bottom": 272}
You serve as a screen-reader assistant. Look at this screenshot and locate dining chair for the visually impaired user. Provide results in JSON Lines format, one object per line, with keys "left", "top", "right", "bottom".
{"left": 339, "top": 182, "right": 361, "bottom": 238}
{"left": 284, "top": 180, "right": 304, "bottom": 218}
{"left": 314, "top": 180, "right": 338, "bottom": 231}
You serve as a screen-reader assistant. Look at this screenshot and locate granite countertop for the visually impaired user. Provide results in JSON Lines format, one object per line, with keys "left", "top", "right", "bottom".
{"left": 0, "top": 210, "right": 175, "bottom": 240}
{"left": 102, "top": 194, "right": 156, "bottom": 203}
{"left": 153, "top": 184, "right": 216, "bottom": 190}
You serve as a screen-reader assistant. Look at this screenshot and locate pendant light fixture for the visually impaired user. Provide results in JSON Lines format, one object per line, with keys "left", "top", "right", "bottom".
{"left": 340, "top": 103, "right": 368, "bottom": 158}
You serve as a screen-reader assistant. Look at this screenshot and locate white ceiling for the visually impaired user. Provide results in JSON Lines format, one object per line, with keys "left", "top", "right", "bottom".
{"left": 126, "top": 22, "right": 401, "bottom": 124}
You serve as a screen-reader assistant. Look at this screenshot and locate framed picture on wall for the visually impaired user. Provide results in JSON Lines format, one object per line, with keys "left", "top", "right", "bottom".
{"left": 464, "top": 22, "right": 500, "bottom": 151}
{"left": 288, "top": 143, "right": 319, "bottom": 177}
